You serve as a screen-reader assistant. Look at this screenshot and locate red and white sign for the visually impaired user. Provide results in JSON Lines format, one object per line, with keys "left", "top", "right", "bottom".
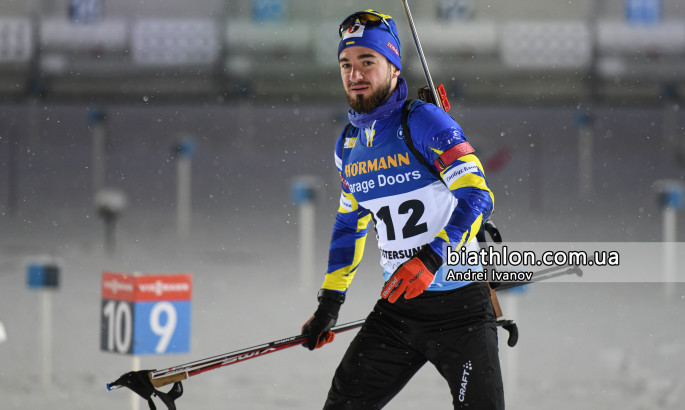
{"left": 101, "top": 272, "right": 192, "bottom": 301}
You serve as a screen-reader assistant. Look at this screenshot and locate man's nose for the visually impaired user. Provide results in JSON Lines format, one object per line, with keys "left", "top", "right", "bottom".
{"left": 348, "top": 67, "right": 363, "bottom": 83}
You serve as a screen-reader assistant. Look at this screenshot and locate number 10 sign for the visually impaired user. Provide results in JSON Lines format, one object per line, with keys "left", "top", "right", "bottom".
{"left": 101, "top": 272, "right": 192, "bottom": 355}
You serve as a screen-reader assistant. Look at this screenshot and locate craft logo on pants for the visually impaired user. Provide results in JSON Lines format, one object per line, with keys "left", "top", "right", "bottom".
{"left": 459, "top": 360, "right": 472, "bottom": 402}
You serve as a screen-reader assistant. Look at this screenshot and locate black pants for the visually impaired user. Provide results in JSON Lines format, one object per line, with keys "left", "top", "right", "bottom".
{"left": 324, "top": 282, "right": 504, "bottom": 409}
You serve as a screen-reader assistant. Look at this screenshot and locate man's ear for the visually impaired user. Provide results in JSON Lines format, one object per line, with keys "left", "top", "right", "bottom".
{"left": 392, "top": 66, "right": 401, "bottom": 79}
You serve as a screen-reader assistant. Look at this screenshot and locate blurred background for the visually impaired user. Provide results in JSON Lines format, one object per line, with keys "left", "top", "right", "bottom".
{"left": 1, "top": 1, "right": 684, "bottom": 409}
{"left": 0, "top": 0, "right": 683, "bottom": 237}
{"left": 1, "top": 0, "right": 685, "bottom": 101}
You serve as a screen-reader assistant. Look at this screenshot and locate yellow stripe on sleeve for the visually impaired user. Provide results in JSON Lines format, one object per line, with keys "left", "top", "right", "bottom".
{"left": 338, "top": 191, "right": 358, "bottom": 213}
{"left": 321, "top": 213, "right": 372, "bottom": 291}
{"left": 459, "top": 154, "right": 485, "bottom": 174}
{"left": 441, "top": 153, "right": 493, "bottom": 204}
{"left": 448, "top": 173, "right": 490, "bottom": 192}
{"left": 449, "top": 213, "right": 485, "bottom": 250}
{"left": 435, "top": 229, "right": 450, "bottom": 244}
{"left": 464, "top": 213, "right": 484, "bottom": 246}
{"left": 430, "top": 147, "right": 445, "bottom": 156}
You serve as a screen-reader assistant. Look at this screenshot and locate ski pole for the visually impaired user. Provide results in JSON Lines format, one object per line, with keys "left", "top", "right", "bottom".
{"left": 493, "top": 264, "right": 582, "bottom": 347}
{"left": 400, "top": 0, "right": 450, "bottom": 111}
{"left": 107, "top": 319, "right": 365, "bottom": 410}
{"left": 107, "top": 265, "right": 581, "bottom": 409}
{"left": 495, "top": 264, "right": 583, "bottom": 292}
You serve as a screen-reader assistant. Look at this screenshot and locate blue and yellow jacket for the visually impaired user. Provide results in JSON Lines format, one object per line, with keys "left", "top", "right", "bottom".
{"left": 323, "top": 78, "right": 494, "bottom": 294}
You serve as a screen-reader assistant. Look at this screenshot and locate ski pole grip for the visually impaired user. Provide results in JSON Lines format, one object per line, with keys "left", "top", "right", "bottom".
{"left": 150, "top": 371, "right": 188, "bottom": 388}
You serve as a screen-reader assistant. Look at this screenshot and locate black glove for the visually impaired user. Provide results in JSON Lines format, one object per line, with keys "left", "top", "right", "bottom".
{"left": 301, "top": 289, "right": 345, "bottom": 351}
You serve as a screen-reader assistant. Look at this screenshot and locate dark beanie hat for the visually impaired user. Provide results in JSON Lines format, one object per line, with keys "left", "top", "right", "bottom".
{"left": 338, "top": 10, "right": 402, "bottom": 71}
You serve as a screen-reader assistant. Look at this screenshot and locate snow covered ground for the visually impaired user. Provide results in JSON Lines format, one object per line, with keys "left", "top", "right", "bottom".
{"left": 1, "top": 101, "right": 684, "bottom": 409}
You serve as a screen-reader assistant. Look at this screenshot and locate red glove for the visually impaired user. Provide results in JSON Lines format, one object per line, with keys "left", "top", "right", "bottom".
{"left": 381, "top": 245, "right": 442, "bottom": 303}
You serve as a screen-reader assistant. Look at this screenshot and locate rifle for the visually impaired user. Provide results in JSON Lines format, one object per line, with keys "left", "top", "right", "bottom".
{"left": 401, "top": 0, "right": 451, "bottom": 111}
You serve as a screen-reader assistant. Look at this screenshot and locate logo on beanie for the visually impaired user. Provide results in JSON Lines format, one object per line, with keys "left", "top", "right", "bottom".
{"left": 386, "top": 41, "right": 399, "bottom": 57}
{"left": 342, "top": 23, "right": 365, "bottom": 40}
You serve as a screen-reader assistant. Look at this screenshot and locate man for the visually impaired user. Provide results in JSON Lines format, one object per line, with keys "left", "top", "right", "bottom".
{"left": 302, "top": 10, "right": 504, "bottom": 409}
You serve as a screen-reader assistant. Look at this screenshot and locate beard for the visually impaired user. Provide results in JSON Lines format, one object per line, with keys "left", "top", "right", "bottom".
{"left": 346, "top": 68, "right": 393, "bottom": 113}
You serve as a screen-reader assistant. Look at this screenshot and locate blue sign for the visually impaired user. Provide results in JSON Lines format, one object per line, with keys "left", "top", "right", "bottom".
{"left": 291, "top": 179, "right": 317, "bottom": 204}
{"left": 437, "top": 0, "right": 476, "bottom": 22}
{"left": 174, "top": 138, "right": 195, "bottom": 158}
{"left": 253, "top": 0, "right": 286, "bottom": 22}
{"left": 133, "top": 301, "right": 192, "bottom": 355}
{"left": 69, "top": 0, "right": 104, "bottom": 24}
{"left": 27, "top": 264, "right": 60, "bottom": 289}
{"left": 626, "top": 0, "right": 662, "bottom": 25}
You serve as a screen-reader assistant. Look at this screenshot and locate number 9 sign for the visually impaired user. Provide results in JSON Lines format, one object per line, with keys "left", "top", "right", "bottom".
{"left": 101, "top": 272, "right": 192, "bottom": 355}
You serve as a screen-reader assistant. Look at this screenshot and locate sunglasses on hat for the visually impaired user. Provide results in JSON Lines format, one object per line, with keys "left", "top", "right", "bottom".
{"left": 338, "top": 10, "right": 401, "bottom": 58}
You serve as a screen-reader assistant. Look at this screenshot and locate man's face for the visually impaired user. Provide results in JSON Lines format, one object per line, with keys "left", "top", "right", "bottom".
{"left": 339, "top": 46, "right": 400, "bottom": 113}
